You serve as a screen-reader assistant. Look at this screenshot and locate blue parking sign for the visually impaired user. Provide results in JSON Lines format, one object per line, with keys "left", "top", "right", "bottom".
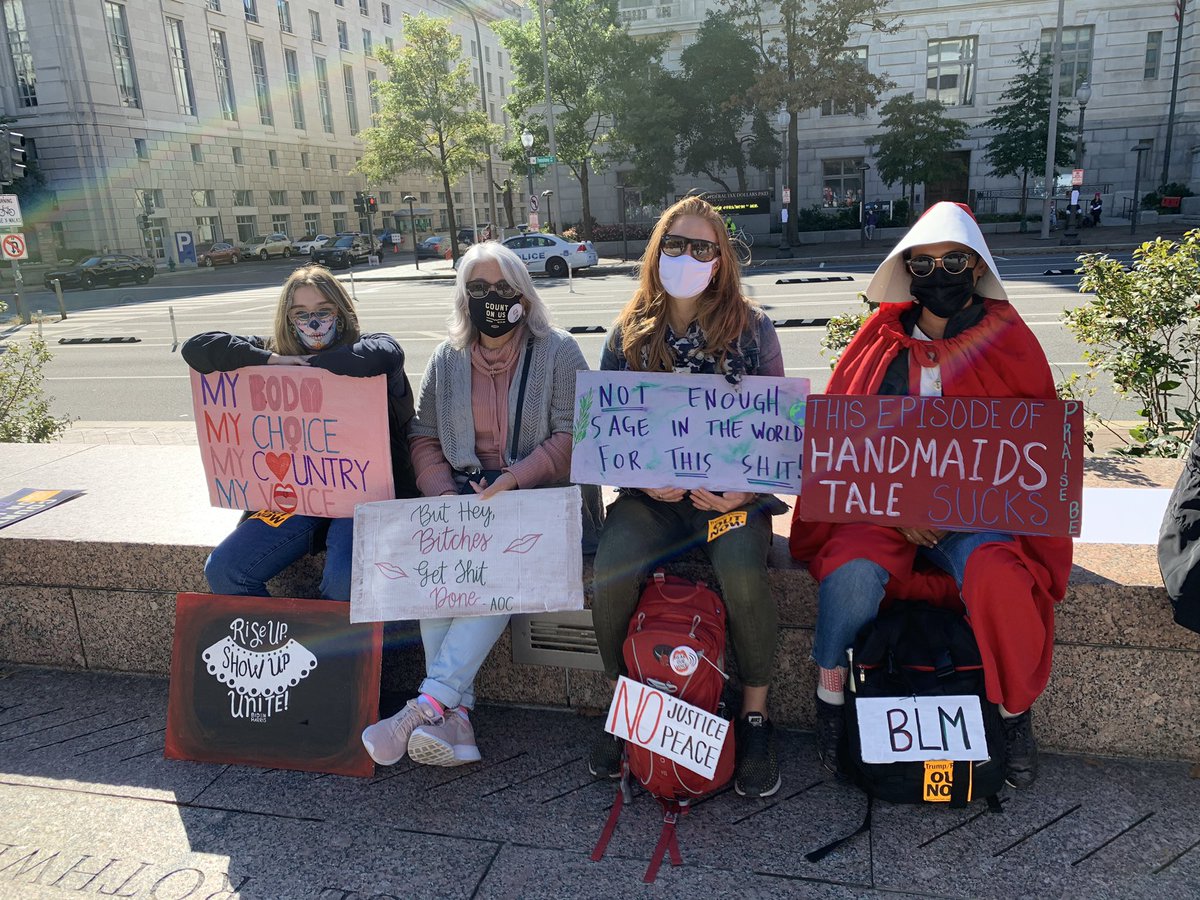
{"left": 174, "top": 231, "right": 196, "bottom": 265}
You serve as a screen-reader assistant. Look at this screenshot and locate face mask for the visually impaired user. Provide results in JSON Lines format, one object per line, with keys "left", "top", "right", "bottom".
{"left": 293, "top": 313, "right": 340, "bottom": 351}
{"left": 910, "top": 268, "right": 976, "bottom": 319}
{"left": 470, "top": 292, "right": 524, "bottom": 339}
{"left": 659, "top": 252, "right": 716, "bottom": 299}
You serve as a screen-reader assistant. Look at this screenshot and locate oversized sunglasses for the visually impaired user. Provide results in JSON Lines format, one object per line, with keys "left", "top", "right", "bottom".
{"left": 288, "top": 307, "right": 337, "bottom": 324}
{"left": 465, "top": 279, "right": 521, "bottom": 300}
{"left": 661, "top": 234, "right": 720, "bottom": 263}
{"left": 905, "top": 251, "right": 976, "bottom": 278}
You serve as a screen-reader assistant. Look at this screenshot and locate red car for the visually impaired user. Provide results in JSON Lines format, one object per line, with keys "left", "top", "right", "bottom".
{"left": 197, "top": 242, "right": 242, "bottom": 267}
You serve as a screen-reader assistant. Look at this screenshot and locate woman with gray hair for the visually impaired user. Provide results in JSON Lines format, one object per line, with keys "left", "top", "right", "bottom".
{"left": 362, "top": 240, "right": 595, "bottom": 768}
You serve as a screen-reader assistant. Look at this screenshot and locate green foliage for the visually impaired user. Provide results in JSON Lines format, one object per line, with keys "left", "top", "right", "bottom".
{"left": 820, "top": 297, "right": 872, "bottom": 368}
{"left": 573, "top": 390, "right": 594, "bottom": 445}
{"left": 1063, "top": 230, "right": 1200, "bottom": 456}
{"left": 355, "top": 16, "right": 499, "bottom": 260}
{"left": 1142, "top": 182, "right": 1196, "bottom": 211}
{"left": 867, "top": 94, "right": 968, "bottom": 224}
{"left": 0, "top": 299, "right": 70, "bottom": 443}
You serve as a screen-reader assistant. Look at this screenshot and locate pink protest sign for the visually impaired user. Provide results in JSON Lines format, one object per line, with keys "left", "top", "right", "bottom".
{"left": 190, "top": 366, "right": 394, "bottom": 518}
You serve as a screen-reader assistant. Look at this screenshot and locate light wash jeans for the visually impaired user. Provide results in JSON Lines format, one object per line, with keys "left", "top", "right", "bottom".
{"left": 205, "top": 515, "right": 353, "bottom": 601}
{"left": 811, "top": 530, "right": 1013, "bottom": 670}
{"left": 418, "top": 613, "right": 511, "bottom": 710}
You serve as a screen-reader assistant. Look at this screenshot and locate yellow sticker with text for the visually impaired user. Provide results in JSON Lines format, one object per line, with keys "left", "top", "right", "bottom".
{"left": 923, "top": 760, "right": 954, "bottom": 803}
{"left": 18, "top": 491, "right": 60, "bottom": 503}
{"left": 250, "top": 509, "right": 296, "bottom": 528}
{"left": 707, "top": 510, "right": 748, "bottom": 542}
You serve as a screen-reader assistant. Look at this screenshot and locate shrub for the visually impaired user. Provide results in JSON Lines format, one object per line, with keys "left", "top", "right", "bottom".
{"left": 1141, "top": 182, "right": 1195, "bottom": 211}
{"left": 0, "top": 298, "right": 71, "bottom": 442}
{"left": 820, "top": 296, "right": 874, "bottom": 368}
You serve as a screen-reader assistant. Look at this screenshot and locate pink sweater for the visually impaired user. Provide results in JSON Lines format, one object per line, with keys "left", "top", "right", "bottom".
{"left": 411, "top": 330, "right": 572, "bottom": 496}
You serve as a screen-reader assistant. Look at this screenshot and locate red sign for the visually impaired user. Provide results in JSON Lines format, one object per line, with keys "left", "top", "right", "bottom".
{"left": 799, "top": 395, "right": 1085, "bottom": 537}
{"left": 1162, "top": 196, "right": 1182, "bottom": 208}
{"left": 1071, "top": 168, "right": 1085, "bottom": 187}
{"left": 1, "top": 233, "right": 26, "bottom": 260}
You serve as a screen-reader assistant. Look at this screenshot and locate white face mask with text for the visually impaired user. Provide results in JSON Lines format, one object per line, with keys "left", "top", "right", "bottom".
{"left": 658, "top": 252, "right": 716, "bottom": 299}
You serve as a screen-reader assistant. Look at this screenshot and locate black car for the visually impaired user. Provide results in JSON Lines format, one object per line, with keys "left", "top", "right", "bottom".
{"left": 44, "top": 254, "right": 155, "bottom": 290}
{"left": 311, "top": 233, "right": 373, "bottom": 268}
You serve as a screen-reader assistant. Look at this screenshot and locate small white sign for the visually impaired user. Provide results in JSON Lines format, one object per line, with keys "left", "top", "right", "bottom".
{"left": 1, "top": 232, "right": 27, "bottom": 260}
{"left": 604, "top": 676, "right": 730, "bottom": 779}
{"left": 367, "top": 254, "right": 381, "bottom": 267}
{"left": 0, "top": 194, "right": 22, "bottom": 229}
{"left": 856, "top": 695, "right": 988, "bottom": 763}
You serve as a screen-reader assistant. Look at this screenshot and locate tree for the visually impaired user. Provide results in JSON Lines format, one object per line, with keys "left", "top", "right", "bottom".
{"left": 495, "top": 0, "right": 668, "bottom": 240}
{"left": 356, "top": 15, "right": 498, "bottom": 260}
{"left": 0, "top": 299, "right": 70, "bottom": 442}
{"left": 867, "top": 93, "right": 969, "bottom": 224}
{"left": 722, "top": 0, "right": 897, "bottom": 242}
{"left": 983, "top": 49, "right": 1074, "bottom": 230}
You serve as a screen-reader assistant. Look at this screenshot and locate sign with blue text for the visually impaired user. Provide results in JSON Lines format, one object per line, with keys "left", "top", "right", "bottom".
{"left": 570, "top": 371, "right": 810, "bottom": 494}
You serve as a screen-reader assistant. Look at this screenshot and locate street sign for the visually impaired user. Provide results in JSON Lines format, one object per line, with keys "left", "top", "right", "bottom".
{"left": 528, "top": 213, "right": 540, "bottom": 231}
{"left": 1071, "top": 168, "right": 1085, "bottom": 187}
{"left": 529, "top": 194, "right": 540, "bottom": 213}
{"left": 1, "top": 232, "right": 27, "bottom": 260}
{"left": 783, "top": 188, "right": 791, "bottom": 205}
{"left": 534, "top": 155, "right": 557, "bottom": 165}
{"left": 0, "top": 194, "right": 22, "bottom": 229}
{"left": 174, "top": 231, "right": 196, "bottom": 266}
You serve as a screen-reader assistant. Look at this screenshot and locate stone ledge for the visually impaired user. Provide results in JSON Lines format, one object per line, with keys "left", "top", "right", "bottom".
{"left": 1, "top": 443, "right": 1196, "bottom": 762}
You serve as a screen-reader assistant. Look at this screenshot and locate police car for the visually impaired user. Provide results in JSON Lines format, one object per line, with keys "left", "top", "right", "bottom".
{"left": 502, "top": 233, "right": 598, "bottom": 277}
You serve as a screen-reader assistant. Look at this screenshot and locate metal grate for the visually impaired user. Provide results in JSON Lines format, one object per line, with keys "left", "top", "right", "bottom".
{"left": 510, "top": 610, "right": 604, "bottom": 671}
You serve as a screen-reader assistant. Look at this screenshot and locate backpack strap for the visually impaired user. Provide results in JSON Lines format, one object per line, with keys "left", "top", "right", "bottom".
{"left": 590, "top": 769, "right": 630, "bottom": 863}
{"left": 643, "top": 800, "right": 684, "bottom": 883}
{"left": 805, "top": 795, "right": 873, "bottom": 863}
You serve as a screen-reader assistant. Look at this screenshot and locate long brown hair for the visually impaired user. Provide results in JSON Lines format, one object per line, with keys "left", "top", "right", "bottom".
{"left": 610, "top": 195, "right": 755, "bottom": 373}
{"left": 270, "top": 265, "right": 361, "bottom": 354}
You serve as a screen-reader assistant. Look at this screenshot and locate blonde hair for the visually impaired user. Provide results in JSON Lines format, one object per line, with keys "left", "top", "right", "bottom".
{"left": 611, "top": 194, "right": 754, "bottom": 372}
{"left": 270, "top": 265, "right": 361, "bottom": 355}
{"left": 447, "top": 241, "right": 552, "bottom": 349}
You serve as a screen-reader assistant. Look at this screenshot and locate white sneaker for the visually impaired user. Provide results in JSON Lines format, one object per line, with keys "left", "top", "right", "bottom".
{"left": 407, "top": 712, "right": 482, "bottom": 767}
{"left": 361, "top": 698, "right": 441, "bottom": 766}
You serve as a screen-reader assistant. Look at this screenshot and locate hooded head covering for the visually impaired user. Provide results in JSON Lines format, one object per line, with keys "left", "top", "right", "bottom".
{"left": 863, "top": 202, "right": 1007, "bottom": 303}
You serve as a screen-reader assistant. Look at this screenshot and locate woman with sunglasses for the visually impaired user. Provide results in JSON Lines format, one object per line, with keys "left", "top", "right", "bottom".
{"left": 182, "top": 264, "right": 420, "bottom": 601}
{"left": 361, "top": 241, "right": 595, "bottom": 768}
{"left": 589, "top": 194, "right": 787, "bottom": 799}
{"left": 789, "top": 202, "right": 1072, "bottom": 790}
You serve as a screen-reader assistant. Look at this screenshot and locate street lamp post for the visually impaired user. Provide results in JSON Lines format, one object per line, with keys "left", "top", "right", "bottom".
{"left": 520, "top": 129, "right": 536, "bottom": 229}
{"left": 403, "top": 194, "right": 418, "bottom": 270}
{"left": 1061, "top": 80, "right": 1092, "bottom": 246}
{"left": 775, "top": 108, "right": 792, "bottom": 257}
{"left": 1131, "top": 142, "right": 1152, "bottom": 235}
{"left": 858, "top": 161, "right": 871, "bottom": 249}
{"left": 537, "top": 0, "right": 563, "bottom": 234}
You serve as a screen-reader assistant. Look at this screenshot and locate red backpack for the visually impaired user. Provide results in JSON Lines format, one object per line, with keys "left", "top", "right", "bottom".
{"left": 591, "top": 571, "right": 735, "bottom": 883}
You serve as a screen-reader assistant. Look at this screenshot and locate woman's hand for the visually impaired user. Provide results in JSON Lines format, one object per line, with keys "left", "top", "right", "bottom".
{"left": 643, "top": 487, "right": 688, "bottom": 503}
{"left": 268, "top": 353, "right": 313, "bottom": 366}
{"left": 690, "top": 489, "right": 754, "bottom": 514}
{"left": 471, "top": 471, "right": 519, "bottom": 500}
{"left": 896, "top": 526, "right": 947, "bottom": 548}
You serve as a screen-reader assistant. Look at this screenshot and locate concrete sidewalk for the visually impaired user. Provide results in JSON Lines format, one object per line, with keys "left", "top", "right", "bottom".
{"left": 0, "top": 665, "right": 1197, "bottom": 899}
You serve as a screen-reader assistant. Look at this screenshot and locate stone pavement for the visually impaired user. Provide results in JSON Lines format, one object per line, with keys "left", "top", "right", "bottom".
{"left": 0, "top": 665, "right": 1197, "bottom": 900}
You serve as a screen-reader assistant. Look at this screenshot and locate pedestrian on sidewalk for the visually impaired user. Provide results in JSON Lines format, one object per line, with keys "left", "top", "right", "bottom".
{"left": 360, "top": 241, "right": 599, "bottom": 768}
{"left": 1091, "top": 192, "right": 1103, "bottom": 227}
{"left": 865, "top": 210, "right": 877, "bottom": 240}
{"left": 181, "top": 265, "right": 420, "bottom": 601}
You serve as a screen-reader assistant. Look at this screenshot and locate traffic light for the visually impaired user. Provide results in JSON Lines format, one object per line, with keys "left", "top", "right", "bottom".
{"left": 0, "top": 127, "right": 22, "bottom": 183}
{"left": 137, "top": 214, "right": 150, "bottom": 230}
{"left": 142, "top": 193, "right": 155, "bottom": 216}
{"left": 353, "top": 191, "right": 367, "bottom": 214}
{"left": 366, "top": 195, "right": 378, "bottom": 215}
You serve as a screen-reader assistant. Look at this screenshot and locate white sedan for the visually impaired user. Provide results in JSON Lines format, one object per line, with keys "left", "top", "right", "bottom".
{"left": 292, "top": 234, "right": 332, "bottom": 255}
{"left": 502, "top": 233, "right": 598, "bottom": 277}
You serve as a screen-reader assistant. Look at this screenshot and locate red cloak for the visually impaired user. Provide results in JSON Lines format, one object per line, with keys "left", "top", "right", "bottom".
{"left": 790, "top": 299, "right": 1073, "bottom": 711}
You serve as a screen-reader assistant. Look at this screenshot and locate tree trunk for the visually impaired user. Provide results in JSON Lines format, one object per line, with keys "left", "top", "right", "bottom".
{"left": 1019, "top": 170, "right": 1029, "bottom": 233}
{"left": 909, "top": 182, "right": 916, "bottom": 224}
{"left": 579, "top": 158, "right": 592, "bottom": 242}
{"left": 735, "top": 161, "right": 747, "bottom": 192}
{"left": 443, "top": 167, "right": 460, "bottom": 260}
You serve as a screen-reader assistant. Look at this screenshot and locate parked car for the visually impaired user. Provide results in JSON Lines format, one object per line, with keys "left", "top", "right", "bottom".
{"left": 502, "top": 233, "right": 598, "bottom": 277}
{"left": 292, "top": 234, "right": 331, "bottom": 255}
{"left": 311, "top": 233, "right": 373, "bottom": 268}
{"left": 415, "top": 235, "right": 451, "bottom": 259}
{"left": 44, "top": 254, "right": 155, "bottom": 290}
{"left": 197, "top": 242, "right": 242, "bottom": 267}
{"left": 242, "top": 233, "right": 294, "bottom": 260}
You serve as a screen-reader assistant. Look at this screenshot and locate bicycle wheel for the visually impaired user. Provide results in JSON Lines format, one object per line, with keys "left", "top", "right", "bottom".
{"left": 742, "top": 231, "right": 755, "bottom": 247}
{"left": 733, "top": 237, "right": 752, "bottom": 266}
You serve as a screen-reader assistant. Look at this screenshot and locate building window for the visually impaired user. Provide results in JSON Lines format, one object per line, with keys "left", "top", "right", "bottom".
{"left": 211, "top": 29, "right": 237, "bottom": 121}
{"left": 359, "top": 0, "right": 368, "bottom": 15}
{"left": 232, "top": 145, "right": 244, "bottom": 165}
{"left": 470, "top": 39, "right": 477, "bottom": 57}
{"left": 2, "top": 0, "right": 37, "bottom": 108}
{"left": 191, "top": 143, "right": 203, "bottom": 163}
{"left": 310, "top": 9, "right": 322, "bottom": 42}
{"left": 196, "top": 216, "right": 220, "bottom": 242}
{"left": 926, "top": 37, "right": 976, "bottom": 106}
{"left": 332, "top": 212, "right": 347, "bottom": 232}
{"left": 277, "top": 0, "right": 292, "bottom": 33}
{"left": 1145, "top": 31, "right": 1163, "bottom": 80}
{"left": 269, "top": 189, "right": 287, "bottom": 205}
{"left": 1040, "top": 25, "right": 1094, "bottom": 90}
{"left": 337, "top": 20, "right": 349, "bottom": 50}
{"left": 486, "top": 71, "right": 493, "bottom": 93}
{"left": 104, "top": 1, "right": 141, "bottom": 108}
{"left": 272, "top": 214, "right": 290, "bottom": 234}
{"left": 235, "top": 189, "right": 254, "bottom": 206}
{"left": 334, "top": 0, "right": 343, "bottom": 5}
{"left": 243, "top": 0, "right": 258, "bottom": 24}
{"left": 206, "top": 0, "right": 221, "bottom": 10}
{"left": 497, "top": 50, "right": 503, "bottom": 68}
{"left": 420, "top": 191, "right": 429, "bottom": 203}
{"left": 301, "top": 190, "right": 317, "bottom": 204}
{"left": 379, "top": 190, "right": 391, "bottom": 204}
{"left": 329, "top": 152, "right": 337, "bottom": 170}
{"left": 301, "top": 150, "right": 310, "bottom": 168}
{"left": 382, "top": 2, "right": 390, "bottom": 25}
{"left": 303, "top": 212, "right": 320, "bottom": 235}
{"left": 134, "top": 138, "right": 149, "bottom": 160}
{"left": 454, "top": 191, "right": 462, "bottom": 204}
{"left": 385, "top": 36, "right": 393, "bottom": 52}
{"left": 362, "top": 29, "right": 372, "bottom": 54}
{"left": 50, "top": 221, "right": 66, "bottom": 254}
{"left": 367, "top": 70, "right": 380, "bottom": 118}
{"left": 164, "top": 18, "right": 196, "bottom": 117}
{"left": 283, "top": 48, "right": 305, "bottom": 129}
{"left": 236, "top": 215, "right": 258, "bottom": 242}
{"left": 499, "top": 76, "right": 504, "bottom": 95}
{"left": 249, "top": 39, "right": 273, "bottom": 125}
{"left": 192, "top": 189, "right": 215, "bottom": 206}
{"left": 822, "top": 157, "right": 866, "bottom": 208}
{"left": 136, "top": 188, "right": 165, "bottom": 210}
{"left": 343, "top": 65, "right": 359, "bottom": 135}
{"left": 268, "top": 149, "right": 279, "bottom": 168}
{"left": 330, "top": 190, "right": 345, "bottom": 204}
{"left": 822, "top": 48, "right": 868, "bottom": 116}
{"left": 315, "top": 57, "right": 334, "bottom": 132}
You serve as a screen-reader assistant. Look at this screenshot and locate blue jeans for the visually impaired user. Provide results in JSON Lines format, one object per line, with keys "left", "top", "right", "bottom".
{"left": 418, "top": 614, "right": 511, "bottom": 710}
{"left": 811, "top": 530, "right": 1013, "bottom": 670}
{"left": 204, "top": 515, "right": 353, "bottom": 601}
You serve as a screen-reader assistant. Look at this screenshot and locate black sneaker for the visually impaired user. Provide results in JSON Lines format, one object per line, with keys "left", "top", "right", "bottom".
{"left": 815, "top": 697, "right": 846, "bottom": 778}
{"left": 735, "top": 714, "right": 781, "bottom": 798}
{"left": 588, "top": 730, "right": 624, "bottom": 781}
{"left": 1002, "top": 709, "right": 1039, "bottom": 788}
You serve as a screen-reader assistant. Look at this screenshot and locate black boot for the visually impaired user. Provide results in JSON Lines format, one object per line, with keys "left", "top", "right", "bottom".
{"left": 815, "top": 697, "right": 845, "bottom": 778}
{"left": 1002, "top": 709, "right": 1039, "bottom": 788}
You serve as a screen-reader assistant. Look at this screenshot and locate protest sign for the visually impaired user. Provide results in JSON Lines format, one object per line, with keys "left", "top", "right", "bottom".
{"left": 349, "top": 486, "right": 584, "bottom": 622}
{"left": 856, "top": 695, "right": 989, "bottom": 764}
{"left": 604, "top": 676, "right": 730, "bottom": 779}
{"left": 571, "top": 371, "right": 810, "bottom": 493}
{"left": 190, "top": 365, "right": 394, "bottom": 518}
{"left": 0, "top": 488, "right": 83, "bottom": 529}
{"left": 798, "top": 395, "right": 1084, "bottom": 537}
{"left": 165, "top": 593, "right": 381, "bottom": 777}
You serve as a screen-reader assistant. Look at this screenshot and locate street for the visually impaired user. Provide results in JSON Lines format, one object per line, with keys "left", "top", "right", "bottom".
{"left": 12, "top": 251, "right": 1134, "bottom": 429}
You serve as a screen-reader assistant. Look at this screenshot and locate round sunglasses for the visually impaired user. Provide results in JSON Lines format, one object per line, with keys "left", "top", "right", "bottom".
{"left": 465, "top": 279, "right": 521, "bottom": 300}
{"left": 905, "top": 251, "right": 976, "bottom": 278}
{"left": 661, "top": 233, "right": 720, "bottom": 263}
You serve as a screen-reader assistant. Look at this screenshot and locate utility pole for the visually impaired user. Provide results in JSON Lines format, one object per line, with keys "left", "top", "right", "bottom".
{"left": 1040, "top": 0, "right": 1066, "bottom": 240}
{"left": 1162, "top": 0, "right": 1187, "bottom": 187}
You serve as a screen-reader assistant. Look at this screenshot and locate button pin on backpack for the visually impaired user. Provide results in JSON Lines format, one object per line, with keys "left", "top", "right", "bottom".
{"left": 669, "top": 646, "right": 699, "bottom": 676}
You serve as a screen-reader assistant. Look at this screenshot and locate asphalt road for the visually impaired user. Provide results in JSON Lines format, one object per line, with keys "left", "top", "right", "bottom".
{"left": 12, "top": 251, "right": 1135, "bottom": 428}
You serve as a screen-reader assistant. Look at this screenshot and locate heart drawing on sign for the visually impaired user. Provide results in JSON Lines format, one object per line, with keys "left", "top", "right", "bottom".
{"left": 265, "top": 452, "right": 292, "bottom": 481}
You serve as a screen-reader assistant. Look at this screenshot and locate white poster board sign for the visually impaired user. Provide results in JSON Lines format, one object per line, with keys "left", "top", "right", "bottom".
{"left": 856, "top": 695, "right": 989, "bottom": 763}
{"left": 349, "top": 486, "right": 584, "bottom": 622}
{"left": 570, "top": 371, "right": 810, "bottom": 494}
{"left": 604, "top": 676, "right": 730, "bottom": 779}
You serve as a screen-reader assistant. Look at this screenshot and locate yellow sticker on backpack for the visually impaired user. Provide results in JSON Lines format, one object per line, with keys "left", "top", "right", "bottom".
{"left": 923, "top": 759, "right": 954, "bottom": 802}
{"left": 249, "top": 509, "right": 295, "bottom": 528}
{"left": 707, "top": 511, "right": 748, "bottom": 542}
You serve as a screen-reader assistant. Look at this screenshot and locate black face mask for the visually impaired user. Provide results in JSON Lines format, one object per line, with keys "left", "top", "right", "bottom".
{"left": 910, "top": 268, "right": 976, "bottom": 319}
{"left": 469, "top": 292, "right": 524, "bottom": 338}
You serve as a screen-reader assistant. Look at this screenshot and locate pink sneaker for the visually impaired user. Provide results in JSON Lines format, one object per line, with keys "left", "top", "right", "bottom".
{"left": 407, "top": 713, "right": 482, "bottom": 767}
{"left": 361, "top": 698, "right": 441, "bottom": 766}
